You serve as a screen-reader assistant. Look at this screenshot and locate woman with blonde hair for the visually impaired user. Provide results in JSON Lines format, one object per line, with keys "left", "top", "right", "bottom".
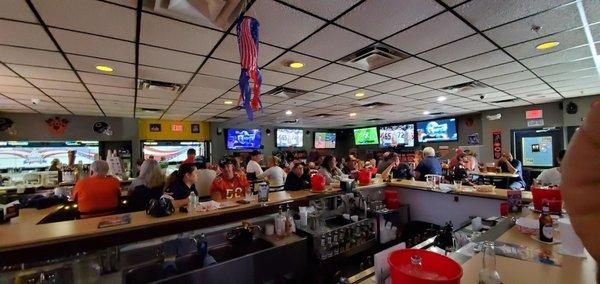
{"left": 130, "top": 160, "right": 166, "bottom": 211}
{"left": 257, "top": 156, "right": 287, "bottom": 192}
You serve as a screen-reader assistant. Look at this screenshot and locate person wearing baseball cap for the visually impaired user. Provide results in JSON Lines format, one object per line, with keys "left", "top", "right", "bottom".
{"left": 210, "top": 157, "right": 250, "bottom": 201}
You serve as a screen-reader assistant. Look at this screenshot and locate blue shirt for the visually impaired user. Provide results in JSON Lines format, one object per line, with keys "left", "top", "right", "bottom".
{"left": 500, "top": 159, "right": 526, "bottom": 188}
{"left": 415, "top": 157, "right": 442, "bottom": 181}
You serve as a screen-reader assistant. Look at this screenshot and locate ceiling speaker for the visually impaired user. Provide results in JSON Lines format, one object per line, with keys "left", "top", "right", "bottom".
{"left": 566, "top": 102, "right": 578, "bottom": 114}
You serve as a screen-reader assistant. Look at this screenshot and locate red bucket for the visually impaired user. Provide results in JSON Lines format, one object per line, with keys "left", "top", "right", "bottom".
{"left": 388, "top": 249, "right": 462, "bottom": 284}
{"left": 532, "top": 186, "right": 562, "bottom": 212}
{"left": 358, "top": 170, "right": 372, "bottom": 185}
{"left": 310, "top": 174, "right": 326, "bottom": 192}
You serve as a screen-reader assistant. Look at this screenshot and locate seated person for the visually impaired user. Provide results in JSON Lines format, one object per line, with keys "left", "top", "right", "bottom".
{"left": 342, "top": 155, "right": 360, "bottom": 179}
{"left": 285, "top": 162, "right": 311, "bottom": 191}
{"left": 72, "top": 160, "right": 121, "bottom": 217}
{"left": 257, "top": 156, "right": 287, "bottom": 192}
{"left": 130, "top": 164, "right": 165, "bottom": 211}
{"left": 414, "top": 147, "right": 442, "bottom": 181}
{"left": 210, "top": 158, "right": 250, "bottom": 201}
{"left": 195, "top": 161, "right": 217, "bottom": 198}
{"left": 452, "top": 153, "right": 472, "bottom": 185}
{"left": 165, "top": 163, "right": 198, "bottom": 200}
{"left": 537, "top": 149, "right": 565, "bottom": 186}
{"left": 318, "top": 155, "right": 343, "bottom": 185}
{"left": 496, "top": 152, "right": 526, "bottom": 190}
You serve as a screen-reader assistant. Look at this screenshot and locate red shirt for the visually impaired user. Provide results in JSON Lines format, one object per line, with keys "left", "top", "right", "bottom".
{"left": 182, "top": 156, "right": 195, "bottom": 164}
{"left": 210, "top": 174, "right": 250, "bottom": 199}
{"left": 73, "top": 176, "right": 121, "bottom": 213}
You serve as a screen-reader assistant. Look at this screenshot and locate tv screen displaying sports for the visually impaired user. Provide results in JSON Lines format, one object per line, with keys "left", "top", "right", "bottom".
{"left": 226, "top": 128, "right": 262, "bottom": 150}
{"left": 379, "top": 124, "right": 415, "bottom": 148}
{"left": 0, "top": 141, "right": 99, "bottom": 169}
{"left": 416, "top": 118, "right": 458, "bottom": 142}
{"left": 354, "top": 127, "right": 379, "bottom": 145}
{"left": 522, "top": 136, "right": 554, "bottom": 167}
{"left": 314, "top": 132, "right": 336, "bottom": 149}
{"left": 276, "top": 129, "right": 303, "bottom": 148}
{"left": 143, "top": 141, "right": 204, "bottom": 162}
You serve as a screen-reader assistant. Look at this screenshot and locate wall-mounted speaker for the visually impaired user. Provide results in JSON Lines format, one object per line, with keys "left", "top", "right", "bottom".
{"left": 306, "top": 130, "right": 310, "bottom": 135}
{"left": 566, "top": 101, "right": 578, "bottom": 114}
{"left": 265, "top": 128, "right": 271, "bottom": 135}
{"left": 217, "top": 128, "right": 223, "bottom": 135}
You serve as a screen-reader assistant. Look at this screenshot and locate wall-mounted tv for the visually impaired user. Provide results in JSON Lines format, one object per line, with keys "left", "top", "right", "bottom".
{"left": 226, "top": 128, "right": 262, "bottom": 150}
{"left": 314, "top": 132, "right": 336, "bottom": 149}
{"left": 143, "top": 141, "right": 205, "bottom": 162}
{"left": 416, "top": 118, "right": 458, "bottom": 142}
{"left": 353, "top": 127, "right": 379, "bottom": 145}
{"left": 521, "top": 136, "right": 554, "bottom": 167}
{"left": 276, "top": 129, "right": 303, "bottom": 148}
{"left": 379, "top": 124, "right": 415, "bottom": 148}
{"left": 0, "top": 141, "right": 99, "bottom": 169}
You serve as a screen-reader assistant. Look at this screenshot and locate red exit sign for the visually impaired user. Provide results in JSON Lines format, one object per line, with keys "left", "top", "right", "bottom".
{"left": 526, "top": 109, "right": 543, "bottom": 119}
{"left": 171, "top": 124, "right": 183, "bottom": 132}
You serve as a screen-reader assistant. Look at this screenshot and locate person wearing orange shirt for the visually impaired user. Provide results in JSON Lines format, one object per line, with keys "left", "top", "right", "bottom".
{"left": 72, "top": 160, "right": 121, "bottom": 218}
{"left": 210, "top": 158, "right": 249, "bottom": 201}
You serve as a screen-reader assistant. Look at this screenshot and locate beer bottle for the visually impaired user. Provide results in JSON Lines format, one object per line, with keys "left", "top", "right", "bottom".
{"left": 539, "top": 202, "right": 553, "bottom": 242}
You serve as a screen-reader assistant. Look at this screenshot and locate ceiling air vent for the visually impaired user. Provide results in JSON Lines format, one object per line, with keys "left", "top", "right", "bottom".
{"left": 441, "top": 81, "right": 488, "bottom": 93}
{"left": 311, "top": 113, "right": 333, "bottom": 118}
{"left": 138, "top": 79, "right": 184, "bottom": 92}
{"left": 281, "top": 119, "right": 299, "bottom": 124}
{"left": 491, "top": 98, "right": 518, "bottom": 103}
{"left": 263, "top": 86, "right": 307, "bottom": 99}
{"left": 343, "top": 124, "right": 356, "bottom": 127}
{"left": 428, "top": 112, "right": 445, "bottom": 116}
{"left": 366, "top": 118, "right": 384, "bottom": 121}
{"left": 137, "top": 107, "right": 163, "bottom": 113}
{"left": 147, "top": 0, "right": 245, "bottom": 30}
{"left": 340, "top": 43, "right": 410, "bottom": 70}
{"left": 355, "top": 101, "right": 393, "bottom": 109}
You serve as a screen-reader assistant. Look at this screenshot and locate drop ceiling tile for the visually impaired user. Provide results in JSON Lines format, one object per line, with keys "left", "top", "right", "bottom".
{"left": 531, "top": 58, "right": 596, "bottom": 76}
{"left": 339, "top": 73, "right": 388, "bottom": 87}
{"left": 305, "top": 63, "right": 363, "bottom": 82}
{"left": 140, "top": 13, "right": 222, "bottom": 55}
{"left": 455, "top": 0, "right": 573, "bottom": 31}
{"left": 67, "top": 54, "right": 135, "bottom": 77}
{"left": 43, "top": 89, "right": 89, "bottom": 98}
{"left": 260, "top": 95, "right": 287, "bottom": 104}
{"left": 139, "top": 45, "right": 203, "bottom": 72}
{"left": 33, "top": 0, "right": 136, "bottom": 41}
{"left": 294, "top": 25, "right": 373, "bottom": 61}
{"left": 422, "top": 75, "right": 471, "bottom": 89}
{"left": 480, "top": 71, "right": 537, "bottom": 86}
{"left": 200, "top": 59, "right": 241, "bottom": 80}
{"left": 419, "top": 34, "right": 497, "bottom": 65}
{"left": 505, "top": 29, "right": 588, "bottom": 60}
{"left": 399, "top": 67, "right": 456, "bottom": 84}
{"left": 284, "top": 77, "right": 330, "bottom": 91}
{"left": 54, "top": 97, "right": 95, "bottom": 104}
{"left": 3, "top": 92, "right": 42, "bottom": 100}
{"left": 1, "top": 0, "right": 37, "bottom": 22}
{"left": 441, "top": 0, "right": 468, "bottom": 7}
{"left": 0, "top": 46, "right": 69, "bottom": 69}
{"left": 88, "top": 85, "right": 134, "bottom": 96}
{"left": 179, "top": 86, "right": 225, "bottom": 103}
{"left": 507, "top": 85, "right": 552, "bottom": 95}
{"left": 138, "top": 66, "right": 193, "bottom": 84}
{"left": 219, "top": 91, "right": 240, "bottom": 100}
{"left": 365, "top": 94, "right": 414, "bottom": 104}
{"left": 50, "top": 28, "right": 134, "bottom": 62}
{"left": 279, "top": 99, "right": 312, "bottom": 106}
{"left": 562, "top": 87, "right": 600, "bottom": 98}
{"left": 495, "top": 78, "right": 545, "bottom": 91}
{"left": 260, "top": 69, "right": 298, "bottom": 86}
{"left": 0, "top": 76, "right": 30, "bottom": 87}
{"left": 315, "top": 84, "right": 356, "bottom": 95}
{"left": 28, "top": 79, "right": 85, "bottom": 91}
{"left": 79, "top": 72, "right": 134, "bottom": 88}
{"left": 407, "top": 90, "right": 446, "bottom": 99}
{"left": 281, "top": 0, "right": 361, "bottom": 20}
{"left": 0, "top": 20, "right": 56, "bottom": 50}
{"left": 520, "top": 45, "right": 592, "bottom": 69}
{"left": 444, "top": 50, "right": 514, "bottom": 73}
{"left": 293, "top": 92, "right": 333, "bottom": 101}
{"left": 389, "top": 85, "right": 430, "bottom": 96}
{"left": 384, "top": 12, "right": 474, "bottom": 54}
{"left": 211, "top": 35, "right": 284, "bottom": 67}
{"left": 246, "top": 0, "right": 325, "bottom": 48}
{"left": 544, "top": 68, "right": 598, "bottom": 83}
{"left": 485, "top": 4, "right": 582, "bottom": 47}
{"left": 7, "top": 65, "right": 79, "bottom": 82}
{"left": 0, "top": 65, "right": 15, "bottom": 77}
{"left": 336, "top": 0, "right": 444, "bottom": 39}
{"left": 463, "top": 62, "right": 526, "bottom": 80}
{"left": 189, "top": 74, "right": 238, "bottom": 91}
{"left": 365, "top": 80, "right": 412, "bottom": 93}
{"left": 337, "top": 89, "right": 380, "bottom": 100}
{"left": 371, "top": 57, "right": 435, "bottom": 78}
{"left": 492, "top": 99, "right": 531, "bottom": 108}
{"left": 318, "top": 95, "right": 355, "bottom": 105}
{"left": 264, "top": 52, "right": 328, "bottom": 76}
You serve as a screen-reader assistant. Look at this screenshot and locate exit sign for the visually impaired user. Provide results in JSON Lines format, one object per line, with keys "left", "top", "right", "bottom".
{"left": 171, "top": 124, "right": 183, "bottom": 132}
{"left": 526, "top": 109, "right": 543, "bottom": 119}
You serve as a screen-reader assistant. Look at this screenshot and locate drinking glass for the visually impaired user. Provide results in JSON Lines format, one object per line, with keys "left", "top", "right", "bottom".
{"left": 453, "top": 180, "right": 462, "bottom": 191}
{"left": 245, "top": 187, "right": 252, "bottom": 201}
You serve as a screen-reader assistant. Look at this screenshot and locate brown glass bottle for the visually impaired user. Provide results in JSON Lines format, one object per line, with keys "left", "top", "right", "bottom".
{"left": 539, "top": 202, "right": 553, "bottom": 242}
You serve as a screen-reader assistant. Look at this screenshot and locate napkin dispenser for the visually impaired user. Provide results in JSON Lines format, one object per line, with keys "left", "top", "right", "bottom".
{"left": 1, "top": 201, "right": 20, "bottom": 224}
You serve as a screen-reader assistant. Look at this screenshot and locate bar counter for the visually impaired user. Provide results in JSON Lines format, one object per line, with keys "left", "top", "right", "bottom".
{"left": 0, "top": 180, "right": 532, "bottom": 265}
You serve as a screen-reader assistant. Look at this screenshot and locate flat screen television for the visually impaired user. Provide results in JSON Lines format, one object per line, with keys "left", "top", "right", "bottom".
{"left": 226, "top": 128, "right": 262, "bottom": 150}
{"left": 143, "top": 141, "right": 204, "bottom": 162}
{"left": 416, "top": 118, "right": 458, "bottom": 142}
{"left": 0, "top": 141, "right": 99, "bottom": 169}
{"left": 314, "top": 132, "right": 336, "bottom": 149}
{"left": 379, "top": 124, "right": 415, "bottom": 148}
{"left": 353, "top": 127, "right": 379, "bottom": 145}
{"left": 276, "top": 129, "right": 303, "bottom": 148}
{"left": 521, "top": 136, "right": 554, "bottom": 167}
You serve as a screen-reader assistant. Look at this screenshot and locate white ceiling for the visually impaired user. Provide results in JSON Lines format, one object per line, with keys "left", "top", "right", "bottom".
{"left": 0, "top": 0, "right": 599, "bottom": 128}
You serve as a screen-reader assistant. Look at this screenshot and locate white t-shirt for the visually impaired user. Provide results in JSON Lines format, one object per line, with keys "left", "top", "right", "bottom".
{"left": 195, "top": 169, "right": 217, "bottom": 197}
{"left": 246, "top": 160, "right": 263, "bottom": 176}
{"left": 537, "top": 167, "right": 561, "bottom": 186}
{"left": 258, "top": 166, "right": 287, "bottom": 189}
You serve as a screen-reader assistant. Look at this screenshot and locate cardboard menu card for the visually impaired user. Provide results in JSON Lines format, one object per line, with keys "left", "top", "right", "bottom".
{"left": 98, "top": 214, "right": 131, "bottom": 229}
{"left": 494, "top": 241, "right": 561, "bottom": 266}
{"left": 507, "top": 190, "right": 522, "bottom": 213}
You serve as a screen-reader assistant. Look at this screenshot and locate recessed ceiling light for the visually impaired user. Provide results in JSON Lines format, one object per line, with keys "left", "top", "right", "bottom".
{"left": 95, "top": 65, "right": 114, "bottom": 72}
{"left": 423, "top": 110, "right": 431, "bottom": 115}
{"left": 349, "top": 113, "right": 357, "bottom": 117}
{"left": 536, "top": 41, "right": 560, "bottom": 50}
{"left": 287, "top": 61, "right": 304, "bottom": 69}
{"left": 437, "top": 96, "right": 447, "bottom": 102}
{"left": 224, "top": 100, "right": 233, "bottom": 105}
{"left": 285, "top": 110, "right": 293, "bottom": 115}
{"left": 354, "top": 92, "right": 365, "bottom": 97}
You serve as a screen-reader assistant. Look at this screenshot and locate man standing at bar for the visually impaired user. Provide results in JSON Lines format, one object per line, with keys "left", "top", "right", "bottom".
{"left": 496, "top": 152, "right": 526, "bottom": 190}
{"left": 72, "top": 160, "right": 121, "bottom": 218}
{"left": 182, "top": 148, "right": 196, "bottom": 164}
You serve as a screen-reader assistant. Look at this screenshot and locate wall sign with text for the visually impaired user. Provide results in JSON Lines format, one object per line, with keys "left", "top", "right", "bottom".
{"left": 492, "top": 131, "right": 502, "bottom": 159}
{"left": 149, "top": 124, "right": 161, "bottom": 132}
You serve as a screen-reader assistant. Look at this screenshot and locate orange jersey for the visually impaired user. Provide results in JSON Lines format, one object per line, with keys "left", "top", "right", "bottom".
{"left": 73, "top": 176, "right": 121, "bottom": 213}
{"left": 210, "top": 174, "right": 249, "bottom": 199}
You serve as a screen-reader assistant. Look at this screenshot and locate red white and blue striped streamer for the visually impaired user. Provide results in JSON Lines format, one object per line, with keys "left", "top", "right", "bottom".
{"left": 237, "top": 16, "right": 262, "bottom": 121}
